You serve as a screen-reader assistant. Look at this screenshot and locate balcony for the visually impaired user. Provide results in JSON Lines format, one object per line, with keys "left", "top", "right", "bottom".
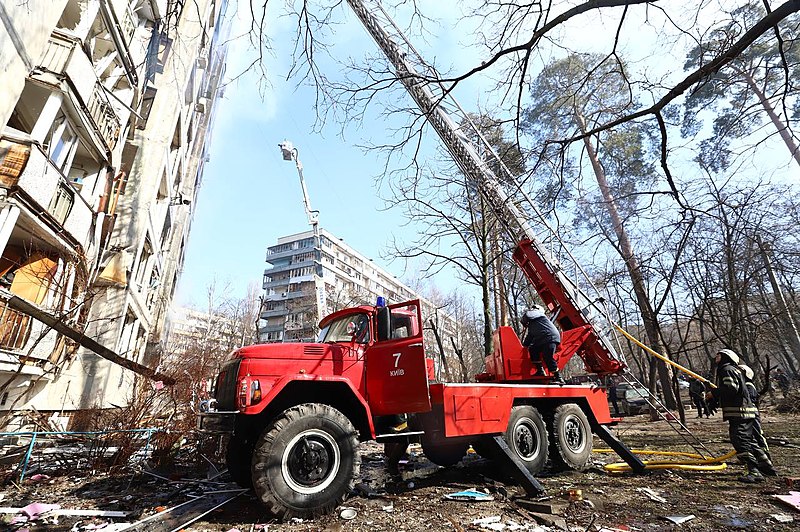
{"left": 260, "top": 308, "right": 287, "bottom": 319}
{"left": 37, "top": 31, "right": 123, "bottom": 152}
{"left": 4, "top": 140, "right": 96, "bottom": 248}
{"left": 265, "top": 260, "right": 317, "bottom": 276}
{"left": 266, "top": 247, "right": 317, "bottom": 263}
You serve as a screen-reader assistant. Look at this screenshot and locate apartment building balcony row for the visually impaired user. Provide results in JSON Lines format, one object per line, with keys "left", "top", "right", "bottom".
{"left": 259, "top": 308, "right": 287, "bottom": 319}
{"left": 262, "top": 273, "right": 315, "bottom": 290}
{"left": 263, "top": 289, "right": 311, "bottom": 302}
{"left": 264, "top": 246, "right": 321, "bottom": 264}
{"left": 263, "top": 259, "right": 319, "bottom": 277}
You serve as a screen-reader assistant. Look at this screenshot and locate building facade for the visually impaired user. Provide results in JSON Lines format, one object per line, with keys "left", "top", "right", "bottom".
{"left": 258, "top": 229, "right": 460, "bottom": 368}
{"left": 0, "top": 0, "right": 229, "bottom": 416}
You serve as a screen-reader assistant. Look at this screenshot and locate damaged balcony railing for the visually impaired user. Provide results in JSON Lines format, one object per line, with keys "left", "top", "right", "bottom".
{"left": 87, "top": 82, "right": 122, "bottom": 150}
{"left": 0, "top": 301, "right": 32, "bottom": 350}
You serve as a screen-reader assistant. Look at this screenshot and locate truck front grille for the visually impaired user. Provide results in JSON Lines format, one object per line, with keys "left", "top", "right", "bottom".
{"left": 214, "top": 358, "right": 241, "bottom": 410}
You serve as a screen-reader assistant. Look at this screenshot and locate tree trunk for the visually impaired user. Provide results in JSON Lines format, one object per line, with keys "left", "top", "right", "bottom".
{"left": 757, "top": 235, "right": 800, "bottom": 369}
{"left": 577, "top": 114, "right": 677, "bottom": 409}
{"left": 741, "top": 69, "right": 800, "bottom": 167}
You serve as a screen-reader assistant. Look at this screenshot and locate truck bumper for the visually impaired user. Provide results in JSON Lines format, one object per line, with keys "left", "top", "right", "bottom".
{"left": 196, "top": 411, "right": 238, "bottom": 433}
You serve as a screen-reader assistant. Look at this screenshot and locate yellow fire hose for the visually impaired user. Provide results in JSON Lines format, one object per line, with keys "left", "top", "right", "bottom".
{"left": 594, "top": 448, "right": 736, "bottom": 473}
{"left": 600, "top": 326, "right": 735, "bottom": 472}
{"left": 613, "top": 324, "right": 716, "bottom": 389}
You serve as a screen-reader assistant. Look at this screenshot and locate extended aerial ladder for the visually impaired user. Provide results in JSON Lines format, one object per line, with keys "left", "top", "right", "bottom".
{"left": 345, "top": 1, "right": 724, "bottom": 466}
{"left": 345, "top": 0, "right": 625, "bottom": 377}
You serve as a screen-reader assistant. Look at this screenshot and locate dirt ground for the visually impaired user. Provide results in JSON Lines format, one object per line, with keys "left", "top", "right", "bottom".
{"left": 2, "top": 405, "right": 799, "bottom": 532}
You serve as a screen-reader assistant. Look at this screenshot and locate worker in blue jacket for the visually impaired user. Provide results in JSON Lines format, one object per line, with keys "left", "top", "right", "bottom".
{"left": 521, "top": 305, "right": 563, "bottom": 384}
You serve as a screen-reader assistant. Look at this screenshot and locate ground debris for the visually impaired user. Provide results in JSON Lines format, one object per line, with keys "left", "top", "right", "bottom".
{"left": 0, "top": 408, "right": 797, "bottom": 531}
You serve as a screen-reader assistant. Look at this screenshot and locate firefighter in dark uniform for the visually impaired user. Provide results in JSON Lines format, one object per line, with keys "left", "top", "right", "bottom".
{"left": 521, "top": 305, "right": 564, "bottom": 384}
{"left": 708, "top": 349, "right": 776, "bottom": 482}
{"left": 738, "top": 364, "right": 773, "bottom": 466}
{"left": 689, "top": 377, "right": 708, "bottom": 418}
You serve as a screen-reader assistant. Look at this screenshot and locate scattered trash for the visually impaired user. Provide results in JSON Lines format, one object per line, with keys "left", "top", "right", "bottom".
{"left": 637, "top": 487, "right": 667, "bottom": 503}
{"left": 774, "top": 491, "right": 800, "bottom": 512}
{"left": 786, "top": 477, "right": 800, "bottom": 489}
{"left": 0, "top": 504, "right": 129, "bottom": 519}
{"left": 771, "top": 513, "right": 794, "bottom": 523}
{"left": 444, "top": 489, "right": 494, "bottom": 501}
{"left": 28, "top": 474, "right": 51, "bottom": 482}
{"left": 664, "top": 515, "right": 695, "bottom": 525}
{"left": 473, "top": 515, "right": 506, "bottom": 530}
{"left": 339, "top": 507, "right": 357, "bottom": 520}
{"left": 473, "top": 516, "right": 502, "bottom": 525}
{"left": 381, "top": 504, "right": 394, "bottom": 513}
{"left": 123, "top": 489, "right": 246, "bottom": 530}
{"left": 567, "top": 489, "right": 583, "bottom": 502}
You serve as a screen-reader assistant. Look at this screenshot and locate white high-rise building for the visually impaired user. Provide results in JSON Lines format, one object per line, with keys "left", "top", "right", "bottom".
{"left": 258, "top": 229, "right": 459, "bottom": 365}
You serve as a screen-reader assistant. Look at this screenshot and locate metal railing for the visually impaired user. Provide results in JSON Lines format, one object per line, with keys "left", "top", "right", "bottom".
{"left": 38, "top": 31, "right": 75, "bottom": 73}
{"left": 87, "top": 82, "right": 121, "bottom": 150}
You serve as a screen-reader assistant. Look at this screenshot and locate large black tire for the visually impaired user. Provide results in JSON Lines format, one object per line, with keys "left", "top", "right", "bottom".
{"left": 505, "top": 405, "right": 549, "bottom": 475}
{"left": 549, "top": 403, "right": 593, "bottom": 471}
{"left": 422, "top": 440, "right": 470, "bottom": 467}
{"left": 251, "top": 404, "right": 360, "bottom": 518}
{"left": 226, "top": 435, "right": 254, "bottom": 488}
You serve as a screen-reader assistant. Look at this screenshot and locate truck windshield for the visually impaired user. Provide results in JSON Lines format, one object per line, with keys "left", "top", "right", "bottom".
{"left": 318, "top": 313, "right": 371, "bottom": 344}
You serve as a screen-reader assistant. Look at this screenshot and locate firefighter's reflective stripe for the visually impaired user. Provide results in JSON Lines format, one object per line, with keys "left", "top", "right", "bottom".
{"left": 721, "top": 406, "right": 758, "bottom": 419}
{"left": 722, "top": 376, "right": 739, "bottom": 390}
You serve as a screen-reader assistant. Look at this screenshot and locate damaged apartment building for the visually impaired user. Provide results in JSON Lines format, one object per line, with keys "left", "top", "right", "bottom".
{"left": 0, "top": 0, "right": 229, "bottom": 423}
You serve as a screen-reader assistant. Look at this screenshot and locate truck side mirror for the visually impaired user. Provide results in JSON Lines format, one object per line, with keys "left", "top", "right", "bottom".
{"left": 376, "top": 306, "right": 391, "bottom": 341}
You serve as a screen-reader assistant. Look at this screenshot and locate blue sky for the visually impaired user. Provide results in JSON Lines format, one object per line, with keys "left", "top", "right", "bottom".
{"left": 174, "top": 2, "right": 472, "bottom": 307}
{"left": 174, "top": 1, "right": 800, "bottom": 310}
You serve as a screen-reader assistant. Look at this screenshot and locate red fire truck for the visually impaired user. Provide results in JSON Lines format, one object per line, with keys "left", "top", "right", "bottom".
{"left": 198, "top": 239, "right": 644, "bottom": 518}
{"left": 199, "top": 0, "right": 650, "bottom": 519}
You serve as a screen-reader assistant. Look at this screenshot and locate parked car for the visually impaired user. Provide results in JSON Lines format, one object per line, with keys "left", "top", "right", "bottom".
{"left": 621, "top": 387, "right": 650, "bottom": 415}
{"left": 614, "top": 382, "right": 640, "bottom": 400}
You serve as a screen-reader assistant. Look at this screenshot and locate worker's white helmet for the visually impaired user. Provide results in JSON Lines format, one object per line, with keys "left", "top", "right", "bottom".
{"left": 717, "top": 348, "right": 740, "bottom": 365}
{"left": 738, "top": 364, "right": 754, "bottom": 381}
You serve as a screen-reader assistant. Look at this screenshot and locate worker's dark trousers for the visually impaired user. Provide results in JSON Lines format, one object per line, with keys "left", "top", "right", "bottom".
{"left": 753, "top": 413, "right": 771, "bottom": 461}
{"left": 728, "top": 418, "right": 769, "bottom": 469}
{"left": 690, "top": 394, "right": 707, "bottom": 417}
{"left": 528, "top": 343, "right": 559, "bottom": 373}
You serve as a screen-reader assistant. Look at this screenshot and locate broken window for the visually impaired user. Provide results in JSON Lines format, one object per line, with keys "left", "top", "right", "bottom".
{"left": 7, "top": 81, "right": 51, "bottom": 136}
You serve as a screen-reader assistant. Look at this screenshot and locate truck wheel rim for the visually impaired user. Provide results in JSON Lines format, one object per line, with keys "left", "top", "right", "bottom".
{"left": 563, "top": 414, "right": 586, "bottom": 454}
{"left": 512, "top": 418, "right": 541, "bottom": 461}
{"left": 281, "top": 429, "right": 340, "bottom": 494}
